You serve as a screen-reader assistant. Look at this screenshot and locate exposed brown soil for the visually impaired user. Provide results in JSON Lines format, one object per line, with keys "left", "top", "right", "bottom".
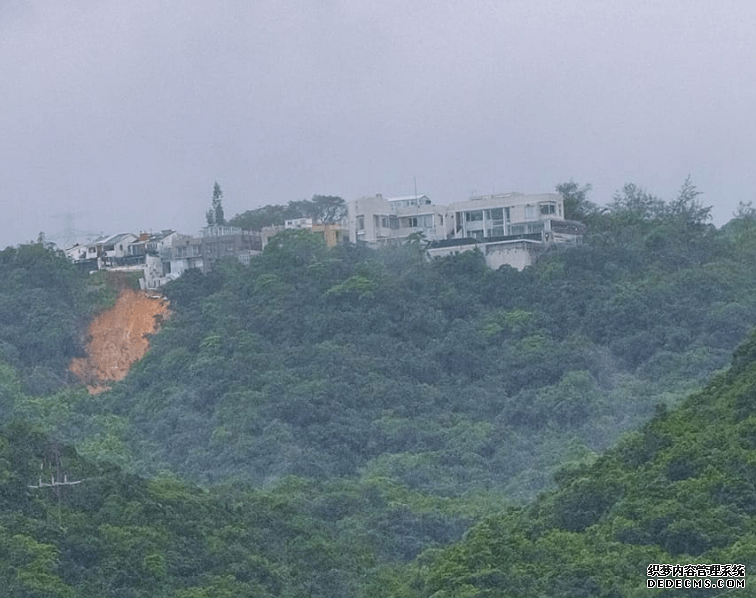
{"left": 70, "top": 289, "right": 170, "bottom": 394}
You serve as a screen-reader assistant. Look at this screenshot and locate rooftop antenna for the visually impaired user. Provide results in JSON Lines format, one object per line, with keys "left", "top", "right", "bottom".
{"left": 414, "top": 177, "right": 418, "bottom": 200}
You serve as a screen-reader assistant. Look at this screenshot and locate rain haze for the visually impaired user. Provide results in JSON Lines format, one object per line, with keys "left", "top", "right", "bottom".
{"left": 2, "top": 0, "right": 755, "bottom": 247}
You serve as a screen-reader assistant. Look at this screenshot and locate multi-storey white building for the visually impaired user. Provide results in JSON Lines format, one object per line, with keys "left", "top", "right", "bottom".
{"left": 346, "top": 192, "right": 584, "bottom": 269}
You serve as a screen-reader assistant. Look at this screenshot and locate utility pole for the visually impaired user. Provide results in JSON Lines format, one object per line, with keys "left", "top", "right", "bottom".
{"left": 28, "top": 446, "right": 82, "bottom": 526}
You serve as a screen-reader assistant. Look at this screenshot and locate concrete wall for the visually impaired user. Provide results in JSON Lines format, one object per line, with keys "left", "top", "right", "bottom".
{"left": 426, "top": 239, "right": 542, "bottom": 271}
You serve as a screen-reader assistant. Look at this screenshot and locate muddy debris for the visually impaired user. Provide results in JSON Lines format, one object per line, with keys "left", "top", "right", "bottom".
{"left": 69, "top": 289, "right": 170, "bottom": 394}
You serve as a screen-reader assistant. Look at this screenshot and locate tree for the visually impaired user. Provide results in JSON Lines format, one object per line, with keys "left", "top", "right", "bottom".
{"left": 608, "top": 183, "right": 665, "bottom": 220}
{"left": 206, "top": 182, "right": 226, "bottom": 226}
{"left": 667, "top": 176, "right": 710, "bottom": 226}
{"left": 311, "top": 195, "right": 347, "bottom": 223}
{"left": 556, "top": 181, "right": 595, "bottom": 221}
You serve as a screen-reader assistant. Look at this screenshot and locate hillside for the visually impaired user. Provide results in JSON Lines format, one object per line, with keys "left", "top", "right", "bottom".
{"left": 4, "top": 185, "right": 756, "bottom": 594}
{"left": 76, "top": 192, "right": 756, "bottom": 500}
{"left": 387, "top": 329, "right": 756, "bottom": 598}
{"left": 0, "top": 422, "right": 377, "bottom": 597}
{"left": 0, "top": 244, "right": 114, "bottom": 395}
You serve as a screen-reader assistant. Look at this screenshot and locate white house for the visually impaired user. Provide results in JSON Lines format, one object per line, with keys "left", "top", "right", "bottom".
{"left": 346, "top": 192, "right": 584, "bottom": 270}
{"left": 63, "top": 243, "right": 88, "bottom": 262}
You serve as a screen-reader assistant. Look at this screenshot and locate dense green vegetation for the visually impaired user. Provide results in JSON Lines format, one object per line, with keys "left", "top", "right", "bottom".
{"left": 3, "top": 180, "right": 756, "bottom": 595}
{"left": 74, "top": 181, "right": 756, "bottom": 501}
{"left": 0, "top": 244, "right": 113, "bottom": 396}
{"left": 388, "top": 328, "right": 756, "bottom": 597}
{"left": 0, "top": 422, "right": 385, "bottom": 597}
{"left": 229, "top": 194, "right": 347, "bottom": 230}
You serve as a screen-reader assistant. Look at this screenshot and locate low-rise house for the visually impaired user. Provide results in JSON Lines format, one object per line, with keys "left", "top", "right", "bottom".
{"left": 261, "top": 218, "right": 347, "bottom": 249}
{"left": 98, "top": 233, "right": 139, "bottom": 268}
{"left": 154, "top": 233, "right": 204, "bottom": 282}
{"left": 199, "top": 225, "right": 262, "bottom": 273}
{"left": 346, "top": 192, "right": 584, "bottom": 270}
{"left": 63, "top": 243, "right": 87, "bottom": 262}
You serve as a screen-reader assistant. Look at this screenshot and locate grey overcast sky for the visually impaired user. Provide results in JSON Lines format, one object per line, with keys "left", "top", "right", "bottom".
{"left": 2, "top": 1, "right": 755, "bottom": 246}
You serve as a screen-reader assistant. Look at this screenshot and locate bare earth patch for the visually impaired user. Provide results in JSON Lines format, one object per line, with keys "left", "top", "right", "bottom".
{"left": 70, "top": 289, "right": 170, "bottom": 394}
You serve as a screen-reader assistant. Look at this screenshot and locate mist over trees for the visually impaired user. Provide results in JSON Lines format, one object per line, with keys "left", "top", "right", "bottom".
{"left": 2, "top": 179, "right": 756, "bottom": 595}
{"left": 389, "top": 329, "right": 756, "bottom": 597}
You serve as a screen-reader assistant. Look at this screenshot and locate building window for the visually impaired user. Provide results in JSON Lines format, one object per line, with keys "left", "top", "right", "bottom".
{"left": 422, "top": 214, "right": 434, "bottom": 228}
{"left": 408, "top": 217, "right": 418, "bottom": 228}
{"left": 356, "top": 215, "right": 365, "bottom": 230}
{"left": 389, "top": 217, "right": 399, "bottom": 229}
{"left": 525, "top": 205, "right": 535, "bottom": 219}
{"left": 465, "top": 210, "right": 483, "bottom": 222}
{"left": 485, "top": 208, "right": 504, "bottom": 222}
{"left": 381, "top": 216, "right": 390, "bottom": 228}
{"left": 540, "top": 203, "right": 556, "bottom": 215}
{"left": 504, "top": 207, "right": 510, "bottom": 221}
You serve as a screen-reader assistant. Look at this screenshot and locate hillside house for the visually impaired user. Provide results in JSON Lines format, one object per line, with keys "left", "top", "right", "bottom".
{"left": 261, "top": 218, "right": 347, "bottom": 250}
{"left": 198, "top": 225, "right": 262, "bottom": 273}
{"left": 346, "top": 192, "right": 584, "bottom": 270}
{"left": 128, "top": 230, "right": 179, "bottom": 259}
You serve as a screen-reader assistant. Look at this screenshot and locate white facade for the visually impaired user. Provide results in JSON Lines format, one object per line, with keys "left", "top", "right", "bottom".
{"left": 347, "top": 194, "right": 444, "bottom": 246}
{"left": 347, "top": 192, "right": 569, "bottom": 245}
{"left": 346, "top": 192, "right": 582, "bottom": 270}
{"left": 64, "top": 243, "right": 87, "bottom": 262}
{"left": 101, "top": 233, "right": 138, "bottom": 259}
{"left": 445, "top": 193, "right": 564, "bottom": 241}
{"left": 140, "top": 254, "right": 170, "bottom": 290}
{"left": 426, "top": 239, "right": 543, "bottom": 271}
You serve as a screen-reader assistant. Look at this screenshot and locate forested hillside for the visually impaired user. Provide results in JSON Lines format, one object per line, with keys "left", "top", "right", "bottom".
{"left": 0, "top": 422, "right": 382, "bottom": 597}
{"left": 386, "top": 327, "right": 756, "bottom": 597}
{"left": 3, "top": 181, "right": 756, "bottom": 595}
{"left": 0, "top": 244, "right": 114, "bottom": 395}
{"left": 64, "top": 182, "right": 756, "bottom": 498}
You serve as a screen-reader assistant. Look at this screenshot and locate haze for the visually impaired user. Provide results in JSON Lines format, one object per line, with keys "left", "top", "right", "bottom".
{"left": 2, "top": 0, "right": 755, "bottom": 247}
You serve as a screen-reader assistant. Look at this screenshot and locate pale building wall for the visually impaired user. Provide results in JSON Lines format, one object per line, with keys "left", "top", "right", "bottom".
{"left": 104, "top": 234, "right": 138, "bottom": 258}
{"left": 347, "top": 194, "right": 392, "bottom": 244}
{"left": 348, "top": 194, "right": 447, "bottom": 244}
{"left": 426, "top": 240, "right": 540, "bottom": 271}
{"left": 348, "top": 192, "right": 567, "bottom": 245}
{"left": 483, "top": 241, "right": 541, "bottom": 270}
{"left": 140, "top": 254, "right": 167, "bottom": 290}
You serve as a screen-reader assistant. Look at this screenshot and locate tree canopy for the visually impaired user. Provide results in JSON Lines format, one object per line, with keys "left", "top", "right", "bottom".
{"left": 205, "top": 182, "right": 226, "bottom": 226}
{"left": 4, "top": 179, "right": 756, "bottom": 595}
{"left": 229, "top": 195, "right": 346, "bottom": 230}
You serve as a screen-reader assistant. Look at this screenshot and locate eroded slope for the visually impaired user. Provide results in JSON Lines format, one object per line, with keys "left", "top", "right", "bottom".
{"left": 69, "top": 289, "right": 169, "bottom": 393}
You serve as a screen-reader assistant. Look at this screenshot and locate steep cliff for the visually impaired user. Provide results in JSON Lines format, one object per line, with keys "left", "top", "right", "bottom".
{"left": 69, "top": 288, "right": 169, "bottom": 393}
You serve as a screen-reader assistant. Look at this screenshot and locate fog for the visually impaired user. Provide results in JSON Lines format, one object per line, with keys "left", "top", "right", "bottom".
{"left": 3, "top": 0, "right": 755, "bottom": 246}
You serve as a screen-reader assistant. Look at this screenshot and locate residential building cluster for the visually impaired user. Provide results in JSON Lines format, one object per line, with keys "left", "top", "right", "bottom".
{"left": 62, "top": 191, "right": 584, "bottom": 287}
{"left": 64, "top": 226, "right": 263, "bottom": 290}
{"left": 347, "top": 191, "right": 584, "bottom": 269}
